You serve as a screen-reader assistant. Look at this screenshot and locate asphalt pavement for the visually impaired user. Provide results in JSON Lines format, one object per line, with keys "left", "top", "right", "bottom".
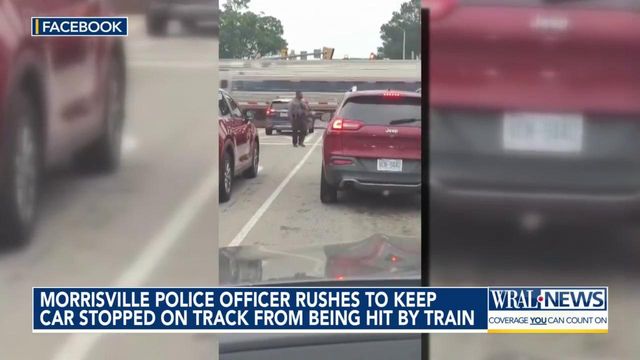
{"left": 219, "top": 127, "right": 422, "bottom": 249}
{"left": 0, "top": 16, "right": 218, "bottom": 359}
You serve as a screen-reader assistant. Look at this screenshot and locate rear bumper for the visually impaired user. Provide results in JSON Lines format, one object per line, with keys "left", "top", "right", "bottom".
{"left": 266, "top": 118, "right": 314, "bottom": 131}
{"left": 430, "top": 108, "right": 640, "bottom": 219}
{"left": 431, "top": 178, "right": 640, "bottom": 220}
{"left": 324, "top": 157, "right": 422, "bottom": 194}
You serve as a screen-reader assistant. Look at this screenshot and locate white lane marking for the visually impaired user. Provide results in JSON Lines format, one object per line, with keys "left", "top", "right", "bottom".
{"left": 122, "top": 135, "right": 138, "bottom": 154}
{"left": 128, "top": 61, "right": 217, "bottom": 69}
{"left": 51, "top": 164, "right": 218, "bottom": 360}
{"left": 228, "top": 135, "right": 323, "bottom": 247}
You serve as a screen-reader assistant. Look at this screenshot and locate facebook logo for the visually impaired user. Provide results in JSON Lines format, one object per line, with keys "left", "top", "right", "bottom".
{"left": 32, "top": 17, "right": 128, "bottom": 37}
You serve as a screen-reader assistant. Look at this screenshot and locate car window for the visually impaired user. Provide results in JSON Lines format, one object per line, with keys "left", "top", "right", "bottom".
{"left": 338, "top": 95, "right": 422, "bottom": 127}
{"left": 225, "top": 94, "right": 243, "bottom": 118}
{"left": 458, "top": 0, "right": 640, "bottom": 9}
{"left": 270, "top": 102, "right": 290, "bottom": 110}
{"left": 219, "top": 92, "right": 231, "bottom": 117}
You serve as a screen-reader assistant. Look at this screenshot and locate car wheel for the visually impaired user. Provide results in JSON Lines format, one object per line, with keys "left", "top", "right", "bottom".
{"left": 219, "top": 150, "right": 233, "bottom": 203}
{"left": 0, "top": 86, "right": 42, "bottom": 245}
{"left": 265, "top": 128, "right": 273, "bottom": 135}
{"left": 320, "top": 166, "right": 338, "bottom": 204}
{"left": 147, "top": 13, "right": 168, "bottom": 36}
{"left": 243, "top": 141, "right": 259, "bottom": 179}
{"left": 75, "top": 52, "right": 125, "bottom": 173}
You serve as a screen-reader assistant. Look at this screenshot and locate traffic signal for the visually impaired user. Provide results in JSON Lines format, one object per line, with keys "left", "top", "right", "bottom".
{"left": 322, "top": 47, "right": 334, "bottom": 60}
{"left": 280, "top": 48, "right": 288, "bottom": 59}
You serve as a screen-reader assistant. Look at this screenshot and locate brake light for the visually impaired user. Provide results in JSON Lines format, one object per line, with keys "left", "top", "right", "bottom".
{"left": 331, "top": 158, "right": 353, "bottom": 166}
{"left": 331, "top": 118, "right": 363, "bottom": 131}
{"left": 383, "top": 91, "right": 402, "bottom": 98}
{"left": 266, "top": 108, "right": 274, "bottom": 116}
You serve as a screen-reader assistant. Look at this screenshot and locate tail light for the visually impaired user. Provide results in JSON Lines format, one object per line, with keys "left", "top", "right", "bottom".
{"left": 383, "top": 91, "right": 402, "bottom": 98}
{"left": 331, "top": 158, "right": 353, "bottom": 166}
{"left": 330, "top": 118, "right": 363, "bottom": 131}
{"left": 266, "top": 108, "right": 274, "bottom": 116}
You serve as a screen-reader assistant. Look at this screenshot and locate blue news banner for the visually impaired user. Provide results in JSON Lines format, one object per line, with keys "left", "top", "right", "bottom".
{"left": 32, "top": 17, "right": 128, "bottom": 37}
{"left": 32, "top": 287, "right": 608, "bottom": 333}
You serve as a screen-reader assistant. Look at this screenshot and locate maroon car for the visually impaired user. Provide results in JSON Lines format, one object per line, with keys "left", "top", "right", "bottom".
{"left": 0, "top": 1, "right": 126, "bottom": 244}
{"left": 321, "top": 90, "right": 422, "bottom": 203}
{"left": 218, "top": 90, "right": 259, "bottom": 203}
{"left": 428, "top": 0, "right": 640, "bottom": 224}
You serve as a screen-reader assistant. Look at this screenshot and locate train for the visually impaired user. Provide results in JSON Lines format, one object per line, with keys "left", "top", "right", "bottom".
{"left": 219, "top": 60, "right": 421, "bottom": 120}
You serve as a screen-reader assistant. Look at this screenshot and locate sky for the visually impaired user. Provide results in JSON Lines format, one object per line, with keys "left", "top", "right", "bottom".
{"left": 229, "top": 0, "right": 408, "bottom": 58}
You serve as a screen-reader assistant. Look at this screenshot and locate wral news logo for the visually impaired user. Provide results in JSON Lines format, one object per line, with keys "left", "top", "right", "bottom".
{"left": 489, "top": 287, "right": 607, "bottom": 311}
{"left": 32, "top": 17, "right": 128, "bottom": 37}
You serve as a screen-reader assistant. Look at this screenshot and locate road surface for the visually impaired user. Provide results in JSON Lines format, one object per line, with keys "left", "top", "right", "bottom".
{"left": 0, "top": 16, "right": 218, "bottom": 359}
{"left": 219, "top": 127, "right": 422, "bottom": 249}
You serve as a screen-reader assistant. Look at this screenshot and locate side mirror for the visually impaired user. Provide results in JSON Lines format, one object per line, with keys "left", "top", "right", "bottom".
{"left": 245, "top": 111, "right": 255, "bottom": 122}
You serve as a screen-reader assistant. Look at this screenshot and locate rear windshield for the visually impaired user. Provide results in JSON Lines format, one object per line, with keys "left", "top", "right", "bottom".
{"left": 339, "top": 96, "right": 422, "bottom": 127}
{"left": 270, "top": 102, "right": 290, "bottom": 110}
{"left": 459, "top": 0, "right": 640, "bottom": 10}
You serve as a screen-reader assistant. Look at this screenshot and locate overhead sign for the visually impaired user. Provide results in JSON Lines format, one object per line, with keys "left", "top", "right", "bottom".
{"left": 322, "top": 47, "right": 334, "bottom": 60}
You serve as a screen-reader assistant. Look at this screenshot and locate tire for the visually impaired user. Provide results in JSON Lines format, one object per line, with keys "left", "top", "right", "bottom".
{"left": 320, "top": 166, "right": 338, "bottom": 204}
{"left": 75, "top": 52, "right": 125, "bottom": 173}
{"left": 0, "top": 86, "right": 42, "bottom": 245}
{"left": 219, "top": 150, "right": 233, "bottom": 203}
{"left": 265, "top": 128, "right": 273, "bottom": 135}
{"left": 243, "top": 141, "right": 259, "bottom": 179}
{"left": 147, "top": 13, "right": 168, "bottom": 36}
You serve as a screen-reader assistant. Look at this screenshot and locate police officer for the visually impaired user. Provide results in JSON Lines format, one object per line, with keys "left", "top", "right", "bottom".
{"left": 288, "top": 90, "right": 310, "bottom": 147}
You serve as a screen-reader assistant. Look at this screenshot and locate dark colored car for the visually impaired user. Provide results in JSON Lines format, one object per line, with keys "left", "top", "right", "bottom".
{"left": 0, "top": 1, "right": 126, "bottom": 244}
{"left": 219, "top": 90, "right": 259, "bottom": 203}
{"left": 146, "top": 0, "right": 219, "bottom": 36}
{"left": 428, "top": 0, "right": 640, "bottom": 226}
{"left": 218, "top": 233, "right": 421, "bottom": 360}
{"left": 265, "top": 99, "right": 315, "bottom": 136}
{"left": 321, "top": 90, "right": 422, "bottom": 203}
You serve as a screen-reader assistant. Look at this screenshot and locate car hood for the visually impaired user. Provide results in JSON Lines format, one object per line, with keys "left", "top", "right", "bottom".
{"left": 219, "top": 233, "right": 421, "bottom": 286}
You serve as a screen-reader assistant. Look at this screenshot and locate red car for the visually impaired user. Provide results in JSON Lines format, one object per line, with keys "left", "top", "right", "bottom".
{"left": 0, "top": 1, "right": 126, "bottom": 244}
{"left": 321, "top": 90, "right": 422, "bottom": 203}
{"left": 428, "top": 0, "right": 640, "bottom": 224}
{"left": 218, "top": 90, "right": 259, "bottom": 203}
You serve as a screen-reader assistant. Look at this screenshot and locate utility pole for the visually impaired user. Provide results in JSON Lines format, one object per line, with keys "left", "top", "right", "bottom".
{"left": 402, "top": 29, "right": 406, "bottom": 60}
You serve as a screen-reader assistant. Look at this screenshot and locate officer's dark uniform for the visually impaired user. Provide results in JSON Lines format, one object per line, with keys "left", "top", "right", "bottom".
{"left": 288, "top": 92, "right": 309, "bottom": 147}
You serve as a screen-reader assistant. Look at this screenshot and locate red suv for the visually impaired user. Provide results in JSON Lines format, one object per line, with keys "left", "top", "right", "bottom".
{"left": 429, "top": 1, "right": 640, "bottom": 224}
{"left": 0, "top": 2, "right": 126, "bottom": 244}
{"left": 321, "top": 90, "right": 422, "bottom": 203}
{"left": 219, "top": 90, "right": 259, "bottom": 203}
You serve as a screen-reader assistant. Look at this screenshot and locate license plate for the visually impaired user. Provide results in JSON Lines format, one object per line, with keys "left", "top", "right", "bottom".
{"left": 377, "top": 159, "right": 403, "bottom": 172}
{"left": 503, "top": 113, "right": 584, "bottom": 153}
